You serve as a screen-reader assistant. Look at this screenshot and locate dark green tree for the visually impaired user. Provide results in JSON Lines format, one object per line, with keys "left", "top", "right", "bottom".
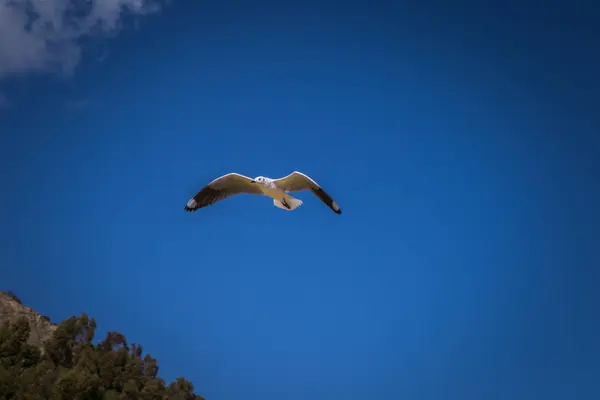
{"left": 0, "top": 313, "right": 205, "bottom": 399}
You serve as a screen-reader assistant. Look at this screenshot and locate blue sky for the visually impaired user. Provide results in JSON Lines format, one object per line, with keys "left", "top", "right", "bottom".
{"left": 1, "top": 1, "right": 599, "bottom": 399}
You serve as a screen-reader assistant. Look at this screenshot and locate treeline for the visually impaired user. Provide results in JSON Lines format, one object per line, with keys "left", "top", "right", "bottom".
{"left": 0, "top": 313, "right": 205, "bottom": 399}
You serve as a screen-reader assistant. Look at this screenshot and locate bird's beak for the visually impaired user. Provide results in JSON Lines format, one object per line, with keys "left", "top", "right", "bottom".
{"left": 250, "top": 180, "right": 256, "bottom": 184}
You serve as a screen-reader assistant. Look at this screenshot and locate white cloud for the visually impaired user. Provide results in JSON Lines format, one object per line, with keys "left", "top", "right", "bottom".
{"left": 0, "top": 0, "right": 164, "bottom": 80}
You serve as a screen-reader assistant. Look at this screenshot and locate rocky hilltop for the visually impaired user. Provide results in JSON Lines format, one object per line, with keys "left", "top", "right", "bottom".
{"left": 0, "top": 290, "right": 57, "bottom": 346}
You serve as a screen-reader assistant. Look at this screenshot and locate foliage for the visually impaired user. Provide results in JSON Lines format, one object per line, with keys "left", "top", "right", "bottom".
{"left": 0, "top": 314, "right": 205, "bottom": 400}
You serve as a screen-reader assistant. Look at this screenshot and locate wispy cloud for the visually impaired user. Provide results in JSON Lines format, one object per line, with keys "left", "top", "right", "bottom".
{"left": 0, "top": 0, "right": 165, "bottom": 80}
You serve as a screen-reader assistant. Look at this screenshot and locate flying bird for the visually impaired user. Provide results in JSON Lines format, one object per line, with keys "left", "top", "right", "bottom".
{"left": 184, "top": 171, "right": 342, "bottom": 214}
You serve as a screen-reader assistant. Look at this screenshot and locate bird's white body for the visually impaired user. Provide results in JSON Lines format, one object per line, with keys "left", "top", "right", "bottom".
{"left": 256, "top": 178, "right": 304, "bottom": 211}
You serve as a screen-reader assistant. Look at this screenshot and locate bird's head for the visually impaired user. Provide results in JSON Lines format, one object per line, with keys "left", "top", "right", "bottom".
{"left": 250, "top": 176, "right": 267, "bottom": 185}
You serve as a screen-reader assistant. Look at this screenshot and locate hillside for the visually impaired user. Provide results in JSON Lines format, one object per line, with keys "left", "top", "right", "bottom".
{"left": 0, "top": 290, "right": 205, "bottom": 399}
{"left": 0, "top": 291, "right": 57, "bottom": 347}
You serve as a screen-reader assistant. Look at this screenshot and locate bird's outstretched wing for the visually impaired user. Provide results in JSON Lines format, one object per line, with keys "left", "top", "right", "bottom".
{"left": 273, "top": 171, "right": 342, "bottom": 214}
{"left": 184, "top": 173, "right": 263, "bottom": 212}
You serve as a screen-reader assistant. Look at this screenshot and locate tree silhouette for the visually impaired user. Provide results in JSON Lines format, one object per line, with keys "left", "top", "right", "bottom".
{"left": 0, "top": 314, "right": 205, "bottom": 399}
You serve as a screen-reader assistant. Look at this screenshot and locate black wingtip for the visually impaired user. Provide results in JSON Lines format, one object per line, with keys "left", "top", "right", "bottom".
{"left": 184, "top": 198, "right": 199, "bottom": 212}
{"left": 331, "top": 201, "right": 342, "bottom": 215}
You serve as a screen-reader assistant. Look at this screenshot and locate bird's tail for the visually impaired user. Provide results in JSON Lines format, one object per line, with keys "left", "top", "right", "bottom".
{"left": 274, "top": 196, "right": 303, "bottom": 211}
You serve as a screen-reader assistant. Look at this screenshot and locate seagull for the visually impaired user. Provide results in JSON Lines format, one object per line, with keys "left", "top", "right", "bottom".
{"left": 184, "top": 171, "right": 342, "bottom": 215}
